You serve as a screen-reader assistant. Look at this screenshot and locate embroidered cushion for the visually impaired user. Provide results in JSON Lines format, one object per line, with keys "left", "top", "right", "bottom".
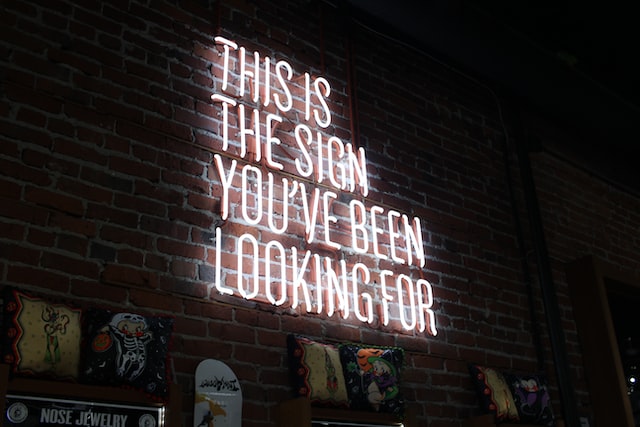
{"left": 505, "top": 373, "right": 554, "bottom": 425}
{"left": 1, "top": 288, "right": 82, "bottom": 379}
{"left": 287, "top": 335, "right": 349, "bottom": 407}
{"left": 339, "top": 344, "right": 404, "bottom": 415}
{"left": 80, "top": 308, "right": 174, "bottom": 399}
{"left": 469, "top": 363, "right": 519, "bottom": 422}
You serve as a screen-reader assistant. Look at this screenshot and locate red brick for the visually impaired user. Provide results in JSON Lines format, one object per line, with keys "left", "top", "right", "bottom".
{"left": 162, "top": 169, "right": 210, "bottom": 194}
{"left": 130, "top": 288, "right": 183, "bottom": 313}
{"left": 0, "top": 179, "right": 21, "bottom": 199}
{"left": 25, "top": 187, "right": 84, "bottom": 215}
{"left": 57, "top": 178, "right": 112, "bottom": 204}
{"left": 183, "top": 337, "right": 232, "bottom": 360}
{"left": 71, "top": 279, "right": 127, "bottom": 303}
{"left": 109, "top": 156, "right": 161, "bottom": 182}
{"left": 184, "top": 300, "right": 233, "bottom": 322}
{"left": 171, "top": 259, "right": 197, "bottom": 279}
{"left": 116, "top": 249, "right": 144, "bottom": 267}
{"left": 157, "top": 238, "right": 204, "bottom": 259}
{"left": 144, "top": 115, "right": 193, "bottom": 141}
{"left": 101, "top": 264, "right": 158, "bottom": 288}
{"left": 42, "top": 251, "right": 100, "bottom": 278}
{"left": 95, "top": 97, "right": 144, "bottom": 123}
{"left": 6, "top": 265, "right": 69, "bottom": 292}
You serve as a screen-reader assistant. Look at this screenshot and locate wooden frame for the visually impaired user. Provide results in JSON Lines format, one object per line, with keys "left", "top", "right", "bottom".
{"left": 0, "top": 364, "right": 182, "bottom": 426}
{"left": 276, "top": 398, "right": 416, "bottom": 427}
{"left": 565, "top": 255, "right": 638, "bottom": 427}
{"left": 462, "top": 414, "right": 565, "bottom": 427}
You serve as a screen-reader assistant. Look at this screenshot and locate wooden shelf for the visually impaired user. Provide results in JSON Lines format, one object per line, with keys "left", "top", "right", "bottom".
{"left": 1, "top": 364, "right": 182, "bottom": 426}
{"left": 463, "top": 414, "right": 565, "bottom": 427}
{"left": 276, "top": 398, "right": 415, "bottom": 427}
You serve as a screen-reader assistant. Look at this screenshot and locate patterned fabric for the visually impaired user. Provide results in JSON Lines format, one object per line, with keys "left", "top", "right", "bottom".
{"left": 339, "top": 344, "right": 404, "bottom": 415}
{"left": 505, "top": 373, "right": 554, "bottom": 425}
{"left": 287, "top": 335, "right": 349, "bottom": 407}
{"left": 1, "top": 288, "right": 82, "bottom": 379}
{"left": 80, "top": 308, "right": 174, "bottom": 400}
{"left": 468, "top": 364, "right": 519, "bottom": 422}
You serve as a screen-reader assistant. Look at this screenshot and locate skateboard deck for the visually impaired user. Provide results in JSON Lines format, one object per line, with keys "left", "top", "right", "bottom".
{"left": 194, "top": 359, "right": 242, "bottom": 427}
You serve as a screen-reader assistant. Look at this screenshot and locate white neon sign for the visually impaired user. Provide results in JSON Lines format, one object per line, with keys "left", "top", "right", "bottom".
{"left": 209, "top": 36, "right": 437, "bottom": 336}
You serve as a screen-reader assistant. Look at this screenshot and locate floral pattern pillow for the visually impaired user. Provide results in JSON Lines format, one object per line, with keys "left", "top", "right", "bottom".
{"left": 339, "top": 344, "right": 404, "bottom": 415}
{"left": 287, "top": 335, "right": 349, "bottom": 407}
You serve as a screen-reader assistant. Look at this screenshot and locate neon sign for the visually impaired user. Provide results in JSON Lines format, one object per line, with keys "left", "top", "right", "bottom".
{"left": 209, "top": 37, "right": 437, "bottom": 336}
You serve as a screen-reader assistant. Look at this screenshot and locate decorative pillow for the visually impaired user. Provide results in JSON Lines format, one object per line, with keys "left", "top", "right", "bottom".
{"left": 80, "top": 308, "right": 174, "bottom": 399}
{"left": 287, "top": 335, "right": 349, "bottom": 407}
{"left": 468, "top": 364, "right": 519, "bottom": 422}
{"left": 1, "top": 288, "right": 82, "bottom": 379}
{"left": 339, "top": 343, "right": 404, "bottom": 415}
{"left": 505, "top": 373, "right": 554, "bottom": 425}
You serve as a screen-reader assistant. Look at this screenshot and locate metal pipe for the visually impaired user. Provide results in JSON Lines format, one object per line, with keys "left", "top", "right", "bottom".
{"left": 515, "top": 129, "right": 581, "bottom": 427}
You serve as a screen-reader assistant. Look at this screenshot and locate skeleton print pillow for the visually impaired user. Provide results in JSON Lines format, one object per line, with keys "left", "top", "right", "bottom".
{"left": 80, "top": 308, "right": 174, "bottom": 399}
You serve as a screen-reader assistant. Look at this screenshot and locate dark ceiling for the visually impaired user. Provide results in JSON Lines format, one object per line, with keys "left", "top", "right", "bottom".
{"left": 345, "top": 0, "right": 640, "bottom": 194}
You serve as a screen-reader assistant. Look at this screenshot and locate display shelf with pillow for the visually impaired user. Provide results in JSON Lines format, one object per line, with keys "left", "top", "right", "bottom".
{"left": 282, "top": 338, "right": 414, "bottom": 427}
{"left": 466, "top": 363, "right": 564, "bottom": 427}
{"left": 0, "top": 363, "right": 182, "bottom": 427}
{"left": 1, "top": 290, "right": 181, "bottom": 426}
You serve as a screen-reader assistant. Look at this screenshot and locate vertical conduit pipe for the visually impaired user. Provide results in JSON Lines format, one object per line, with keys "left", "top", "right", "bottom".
{"left": 342, "top": 3, "right": 360, "bottom": 148}
{"left": 515, "top": 130, "right": 580, "bottom": 427}
{"left": 501, "top": 129, "right": 545, "bottom": 371}
{"left": 318, "top": 2, "right": 326, "bottom": 75}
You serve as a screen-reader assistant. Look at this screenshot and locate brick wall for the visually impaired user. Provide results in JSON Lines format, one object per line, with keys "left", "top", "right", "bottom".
{"left": 2, "top": 1, "right": 639, "bottom": 426}
{"left": 530, "top": 150, "right": 640, "bottom": 406}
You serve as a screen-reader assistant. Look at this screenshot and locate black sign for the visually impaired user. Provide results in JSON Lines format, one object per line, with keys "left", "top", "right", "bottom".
{"left": 5, "top": 394, "right": 164, "bottom": 427}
